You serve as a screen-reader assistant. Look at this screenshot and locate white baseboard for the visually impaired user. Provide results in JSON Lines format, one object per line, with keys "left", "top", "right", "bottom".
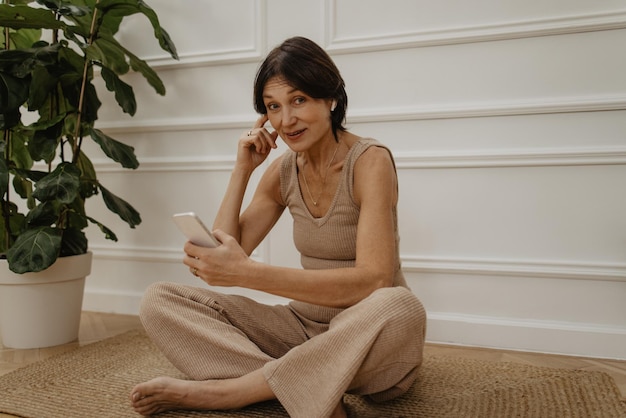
{"left": 83, "top": 289, "right": 143, "bottom": 316}
{"left": 427, "top": 312, "right": 626, "bottom": 360}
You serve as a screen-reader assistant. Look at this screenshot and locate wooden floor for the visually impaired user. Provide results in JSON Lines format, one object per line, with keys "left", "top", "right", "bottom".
{"left": 1, "top": 311, "right": 625, "bottom": 403}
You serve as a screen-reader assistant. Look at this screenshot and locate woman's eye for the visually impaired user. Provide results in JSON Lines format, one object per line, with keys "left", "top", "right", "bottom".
{"left": 294, "top": 97, "right": 306, "bottom": 105}
{"left": 266, "top": 103, "right": 279, "bottom": 111}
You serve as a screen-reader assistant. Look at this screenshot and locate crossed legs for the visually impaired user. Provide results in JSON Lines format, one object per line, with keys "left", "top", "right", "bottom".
{"left": 130, "top": 369, "right": 348, "bottom": 417}
{"left": 130, "top": 282, "right": 425, "bottom": 417}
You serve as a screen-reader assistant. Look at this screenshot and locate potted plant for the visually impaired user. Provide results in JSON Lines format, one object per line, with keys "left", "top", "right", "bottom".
{"left": 0, "top": 0, "right": 177, "bottom": 348}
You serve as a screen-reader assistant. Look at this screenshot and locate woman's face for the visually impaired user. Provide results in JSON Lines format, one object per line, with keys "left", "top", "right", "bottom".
{"left": 262, "top": 77, "right": 333, "bottom": 152}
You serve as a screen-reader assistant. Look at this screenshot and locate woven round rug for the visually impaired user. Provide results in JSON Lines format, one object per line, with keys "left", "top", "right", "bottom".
{"left": 0, "top": 330, "right": 624, "bottom": 417}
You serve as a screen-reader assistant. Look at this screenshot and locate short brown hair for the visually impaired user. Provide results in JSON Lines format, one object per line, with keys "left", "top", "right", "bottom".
{"left": 253, "top": 37, "right": 347, "bottom": 140}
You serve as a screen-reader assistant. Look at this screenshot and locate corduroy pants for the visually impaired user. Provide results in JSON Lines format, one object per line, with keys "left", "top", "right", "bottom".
{"left": 139, "top": 282, "right": 427, "bottom": 418}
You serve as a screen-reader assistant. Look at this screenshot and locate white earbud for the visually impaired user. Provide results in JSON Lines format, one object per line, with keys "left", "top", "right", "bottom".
{"left": 331, "top": 100, "right": 337, "bottom": 112}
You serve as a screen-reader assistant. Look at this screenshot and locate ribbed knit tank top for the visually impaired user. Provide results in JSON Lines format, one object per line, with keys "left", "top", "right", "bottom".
{"left": 279, "top": 137, "right": 407, "bottom": 291}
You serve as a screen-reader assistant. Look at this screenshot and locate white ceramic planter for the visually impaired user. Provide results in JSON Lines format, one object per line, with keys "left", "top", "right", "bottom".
{"left": 0, "top": 252, "right": 92, "bottom": 349}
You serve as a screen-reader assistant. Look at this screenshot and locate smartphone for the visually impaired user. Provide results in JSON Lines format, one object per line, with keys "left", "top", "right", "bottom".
{"left": 172, "top": 212, "right": 220, "bottom": 248}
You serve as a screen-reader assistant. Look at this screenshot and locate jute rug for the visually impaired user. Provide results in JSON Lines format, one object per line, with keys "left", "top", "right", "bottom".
{"left": 0, "top": 330, "right": 624, "bottom": 418}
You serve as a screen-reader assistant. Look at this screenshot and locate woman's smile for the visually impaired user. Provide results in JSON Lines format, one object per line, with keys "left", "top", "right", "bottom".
{"left": 285, "top": 128, "right": 306, "bottom": 140}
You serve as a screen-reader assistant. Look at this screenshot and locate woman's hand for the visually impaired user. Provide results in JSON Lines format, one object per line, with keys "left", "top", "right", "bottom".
{"left": 182, "top": 229, "right": 253, "bottom": 287}
{"left": 237, "top": 114, "right": 279, "bottom": 172}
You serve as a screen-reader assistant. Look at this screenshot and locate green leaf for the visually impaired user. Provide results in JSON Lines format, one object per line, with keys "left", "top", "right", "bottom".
{"left": 136, "top": 0, "right": 178, "bottom": 60}
{"left": 155, "top": 27, "right": 177, "bottom": 60}
{"left": 60, "top": 225, "right": 87, "bottom": 256}
{"left": 35, "top": 0, "right": 89, "bottom": 17}
{"left": 100, "top": 66, "right": 136, "bottom": 115}
{"left": 128, "top": 49, "right": 165, "bottom": 95}
{"left": 32, "top": 162, "right": 81, "bottom": 203}
{"left": 76, "top": 151, "right": 99, "bottom": 198}
{"left": 90, "top": 128, "right": 138, "bottom": 169}
{"left": 81, "top": 81, "right": 101, "bottom": 125}
{"left": 0, "top": 71, "right": 30, "bottom": 113}
{"left": 12, "top": 174, "right": 33, "bottom": 203}
{"left": 0, "top": 49, "right": 33, "bottom": 71}
{"left": 15, "top": 42, "right": 60, "bottom": 78}
{"left": 0, "top": 158, "right": 9, "bottom": 198}
{"left": 99, "top": 183, "right": 141, "bottom": 228}
{"left": 58, "top": 45, "right": 86, "bottom": 75}
{"left": 9, "top": 0, "right": 32, "bottom": 5}
{"left": 0, "top": 4, "right": 65, "bottom": 30}
{"left": 0, "top": 108, "right": 22, "bottom": 130}
{"left": 58, "top": 77, "right": 100, "bottom": 126}
{"left": 0, "top": 202, "right": 26, "bottom": 254}
{"left": 6, "top": 225, "right": 62, "bottom": 273}
{"left": 89, "top": 30, "right": 166, "bottom": 96}
{"left": 14, "top": 28, "right": 42, "bottom": 48}
{"left": 96, "top": 0, "right": 178, "bottom": 59}
{"left": 88, "top": 35, "right": 130, "bottom": 75}
{"left": 4, "top": 27, "right": 42, "bottom": 50}
{"left": 23, "top": 112, "right": 65, "bottom": 132}
{"left": 66, "top": 194, "right": 87, "bottom": 219}
{"left": 27, "top": 117, "right": 64, "bottom": 163}
{"left": 7, "top": 128, "right": 33, "bottom": 169}
{"left": 95, "top": 0, "right": 138, "bottom": 18}
{"left": 36, "top": 84, "right": 71, "bottom": 129}
{"left": 86, "top": 215, "right": 118, "bottom": 241}
{"left": 12, "top": 167, "right": 48, "bottom": 183}
{"left": 25, "top": 200, "right": 58, "bottom": 226}
{"left": 28, "top": 65, "right": 57, "bottom": 111}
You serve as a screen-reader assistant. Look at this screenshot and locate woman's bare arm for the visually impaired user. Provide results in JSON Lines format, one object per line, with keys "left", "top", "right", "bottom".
{"left": 189, "top": 146, "right": 398, "bottom": 308}
{"left": 212, "top": 115, "right": 281, "bottom": 254}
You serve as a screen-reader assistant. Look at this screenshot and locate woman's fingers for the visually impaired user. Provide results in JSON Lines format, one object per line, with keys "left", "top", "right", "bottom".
{"left": 244, "top": 115, "right": 277, "bottom": 154}
{"left": 254, "top": 114, "right": 268, "bottom": 129}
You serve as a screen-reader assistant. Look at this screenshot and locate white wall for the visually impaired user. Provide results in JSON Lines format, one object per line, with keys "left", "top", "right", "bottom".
{"left": 83, "top": 0, "right": 626, "bottom": 359}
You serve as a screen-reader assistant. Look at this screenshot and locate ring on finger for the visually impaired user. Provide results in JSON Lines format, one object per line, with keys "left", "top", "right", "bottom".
{"left": 247, "top": 130, "right": 252, "bottom": 136}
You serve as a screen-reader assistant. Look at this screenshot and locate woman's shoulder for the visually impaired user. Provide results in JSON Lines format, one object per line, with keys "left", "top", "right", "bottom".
{"left": 344, "top": 135, "right": 393, "bottom": 166}
{"left": 353, "top": 142, "right": 395, "bottom": 174}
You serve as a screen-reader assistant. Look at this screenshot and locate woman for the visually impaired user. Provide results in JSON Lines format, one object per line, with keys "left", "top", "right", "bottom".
{"left": 130, "top": 36, "right": 427, "bottom": 418}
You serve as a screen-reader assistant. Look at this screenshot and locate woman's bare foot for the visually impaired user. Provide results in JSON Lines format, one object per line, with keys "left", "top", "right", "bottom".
{"left": 130, "top": 370, "right": 275, "bottom": 416}
{"left": 130, "top": 377, "right": 227, "bottom": 416}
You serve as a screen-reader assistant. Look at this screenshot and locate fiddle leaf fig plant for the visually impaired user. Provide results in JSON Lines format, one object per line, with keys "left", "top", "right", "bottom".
{"left": 0, "top": 0, "right": 177, "bottom": 273}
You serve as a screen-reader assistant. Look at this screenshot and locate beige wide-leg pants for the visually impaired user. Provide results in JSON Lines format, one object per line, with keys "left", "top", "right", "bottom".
{"left": 139, "top": 282, "right": 427, "bottom": 418}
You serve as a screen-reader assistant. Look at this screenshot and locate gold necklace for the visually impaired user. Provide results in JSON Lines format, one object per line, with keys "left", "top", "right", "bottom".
{"left": 301, "top": 142, "right": 340, "bottom": 206}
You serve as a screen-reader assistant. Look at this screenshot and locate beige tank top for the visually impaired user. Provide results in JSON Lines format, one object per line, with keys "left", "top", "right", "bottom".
{"left": 279, "top": 137, "right": 407, "bottom": 289}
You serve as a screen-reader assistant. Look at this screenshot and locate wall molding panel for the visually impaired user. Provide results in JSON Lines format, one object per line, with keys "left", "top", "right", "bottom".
{"left": 90, "top": 245, "right": 182, "bottom": 263}
{"left": 346, "top": 95, "right": 626, "bottom": 124}
{"left": 393, "top": 147, "right": 626, "bottom": 169}
{"left": 89, "top": 145, "right": 626, "bottom": 175}
{"left": 89, "top": 245, "right": 265, "bottom": 264}
{"left": 144, "top": 42, "right": 263, "bottom": 70}
{"left": 89, "top": 244, "right": 626, "bottom": 284}
{"left": 402, "top": 256, "right": 626, "bottom": 282}
{"left": 98, "top": 94, "right": 626, "bottom": 134}
{"left": 325, "top": 4, "right": 626, "bottom": 53}
{"left": 94, "top": 156, "right": 235, "bottom": 174}
{"left": 139, "top": 0, "right": 266, "bottom": 69}
{"left": 99, "top": 114, "right": 256, "bottom": 134}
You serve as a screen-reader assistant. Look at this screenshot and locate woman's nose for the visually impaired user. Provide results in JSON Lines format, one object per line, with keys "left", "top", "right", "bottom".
{"left": 281, "top": 107, "right": 296, "bottom": 126}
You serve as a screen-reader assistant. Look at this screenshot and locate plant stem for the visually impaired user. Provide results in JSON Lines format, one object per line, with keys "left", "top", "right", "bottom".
{"left": 72, "top": 0, "right": 101, "bottom": 164}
